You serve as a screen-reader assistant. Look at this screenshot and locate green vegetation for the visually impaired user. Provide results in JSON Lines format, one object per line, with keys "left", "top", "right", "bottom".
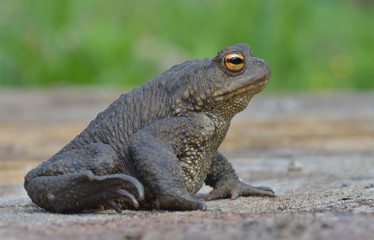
{"left": 0, "top": 0, "right": 373, "bottom": 91}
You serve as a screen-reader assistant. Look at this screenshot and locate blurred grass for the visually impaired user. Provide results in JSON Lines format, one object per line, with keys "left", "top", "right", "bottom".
{"left": 0, "top": 0, "right": 373, "bottom": 91}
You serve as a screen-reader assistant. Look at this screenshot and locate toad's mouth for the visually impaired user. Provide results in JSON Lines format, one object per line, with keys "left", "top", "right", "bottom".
{"left": 214, "top": 73, "right": 270, "bottom": 100}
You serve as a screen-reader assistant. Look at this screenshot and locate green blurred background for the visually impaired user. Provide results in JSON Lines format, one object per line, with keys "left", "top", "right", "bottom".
{"left": 0, "top": 0, "right": 373, "bottom": 92}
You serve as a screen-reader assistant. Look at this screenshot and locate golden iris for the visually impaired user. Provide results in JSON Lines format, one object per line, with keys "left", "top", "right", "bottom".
{"left": 224, "top": 53, "right": 244, "bottom": 72}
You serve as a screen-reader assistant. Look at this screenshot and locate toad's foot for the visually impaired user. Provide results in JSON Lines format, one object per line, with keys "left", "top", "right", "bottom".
{"left": 205, "top": 180, "right": 275, "bottom": 201}
{"left": 82, "top": 170, "right": 145, "bottom": 212}
{"left": 156, "top": 194, "right": 206, "bottom": 211}
{"left": 26, "top": 170, "right": 144, "bottom": 213}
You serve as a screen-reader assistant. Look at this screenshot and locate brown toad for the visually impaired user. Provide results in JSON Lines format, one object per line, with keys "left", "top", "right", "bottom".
{"left": 24, "top": 43, "right": 274, "bottom": 213}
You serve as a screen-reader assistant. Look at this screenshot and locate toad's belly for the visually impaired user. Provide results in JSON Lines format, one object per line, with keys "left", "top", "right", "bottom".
{"left": 180, "top": 154, "right": 213, "bottom": 195}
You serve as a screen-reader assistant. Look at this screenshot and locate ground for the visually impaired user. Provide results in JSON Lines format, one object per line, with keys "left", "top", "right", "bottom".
{"left": 0, "top": 89, "right": 373, "bottom": 240}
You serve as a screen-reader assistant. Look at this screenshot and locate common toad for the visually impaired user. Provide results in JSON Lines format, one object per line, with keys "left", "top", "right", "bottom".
{"left": 24, "top": 43, "right": 274, "bottom": 213}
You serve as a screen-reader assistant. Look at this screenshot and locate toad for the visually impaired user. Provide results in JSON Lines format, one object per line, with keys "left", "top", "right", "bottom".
{"left": 24, "top": 43, "right": 274, "bottom": 213}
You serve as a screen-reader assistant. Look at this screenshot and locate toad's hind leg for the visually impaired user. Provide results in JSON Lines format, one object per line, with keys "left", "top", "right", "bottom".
{"left": 24, "top": 143, "right": 144, "bottom": 213}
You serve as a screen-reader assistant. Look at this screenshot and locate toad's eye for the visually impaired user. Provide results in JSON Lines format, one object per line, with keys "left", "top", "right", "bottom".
{"left": 224, "top": 53, "right": 244, "bottom": 72}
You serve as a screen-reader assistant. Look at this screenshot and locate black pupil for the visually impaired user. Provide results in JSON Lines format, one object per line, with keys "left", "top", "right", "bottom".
{"left": 228, "top": 56, "right": 243, "bottom": 65}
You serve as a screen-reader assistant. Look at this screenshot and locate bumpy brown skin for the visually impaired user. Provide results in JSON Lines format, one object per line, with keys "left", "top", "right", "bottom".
{"left": 24, "top": 43, "right": 274, "bottom": 213}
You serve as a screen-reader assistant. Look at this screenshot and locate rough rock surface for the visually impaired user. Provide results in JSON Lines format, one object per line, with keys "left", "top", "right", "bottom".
{"left": 0, "top": 89, "right": 373, "bottom": 240}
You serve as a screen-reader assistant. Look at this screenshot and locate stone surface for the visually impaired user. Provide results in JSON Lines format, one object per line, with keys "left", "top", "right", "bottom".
{"left": 0, "top": 89, "right": 373, "bottom": 240}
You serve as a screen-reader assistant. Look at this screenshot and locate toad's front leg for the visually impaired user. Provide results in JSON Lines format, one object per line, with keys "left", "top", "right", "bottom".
{"left": 205, "top": 152, "right": 275, "bottom": 201}
{"left": 129, "top": 116, "right": 211, "bottom": 211}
